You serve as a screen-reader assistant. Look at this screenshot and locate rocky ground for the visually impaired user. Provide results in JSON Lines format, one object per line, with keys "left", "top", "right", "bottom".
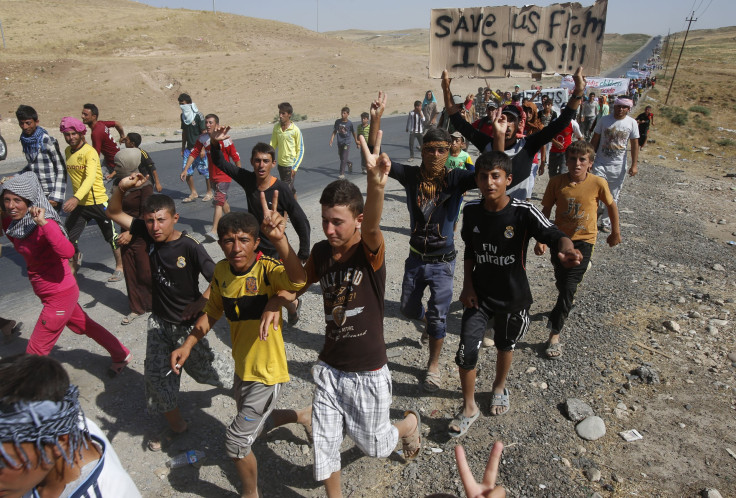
{"left": 3, "top": 135, "right": 734, "bottom": 497}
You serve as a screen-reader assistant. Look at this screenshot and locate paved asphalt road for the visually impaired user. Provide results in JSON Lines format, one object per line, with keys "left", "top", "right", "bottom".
{"left": 1, "top": 36, "right": 661, "bottom": 307}
{"left": 0, "top": 115, "right": 413, "bottom": 306}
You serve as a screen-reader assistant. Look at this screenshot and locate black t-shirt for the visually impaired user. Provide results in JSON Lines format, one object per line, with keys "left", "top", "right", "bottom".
{"left": 461, "top": 198, "right": 565, "bottom": 312}
{"left": 636, "top": 112, "right": 651, "bottom": 132}
{"left": 209, "top": 140, "right": 311, "bottom": 260}
{"left": 139, "top": 148, "right": 156, "bottom": 177}
{"left": 130, "top": 219, "right": 215, "bottom": 324}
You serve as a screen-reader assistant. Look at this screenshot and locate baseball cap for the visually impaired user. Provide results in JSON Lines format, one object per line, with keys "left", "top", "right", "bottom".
{"left": 501, "top": 105, "right": 522, "bottom": 121}
{"left": 450, "top": 131, "right": 463, "bottom": 139}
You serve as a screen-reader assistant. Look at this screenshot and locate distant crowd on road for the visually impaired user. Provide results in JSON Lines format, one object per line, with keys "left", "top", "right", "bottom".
{"left": 0, "top": 45, "right": 659, "bottom": 497}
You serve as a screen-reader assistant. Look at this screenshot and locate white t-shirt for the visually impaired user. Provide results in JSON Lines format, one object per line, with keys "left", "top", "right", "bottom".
{"left": 592, "top": 114, "right": 639, "bottom": 175}
{"left": 24, "top": 418, "right": 141, "bottom": 498}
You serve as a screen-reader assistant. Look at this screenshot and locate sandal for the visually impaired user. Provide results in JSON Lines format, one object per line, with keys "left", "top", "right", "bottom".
{"left": 422, "top": 370, "right": 441, "bottom": 393}
{"left": 108, "top": 353, "right": 132, "bottom": 378}
{"left": 490, "top": 388, "right": 510, "bottom": 416}
{"left": 287, "top": 298, "right": 301, "bottom": 326}
{"left": 107, "top": 270, "right": 124, "bottom": 282}
{"left": 545, "top": 341, "right": 563, "bottom": 359}
{"left": 401, "top": 409, "right": 422, "bottom": 460}
{"left": 182, "top": 194, "right": 198, "bottom": 203}
{"left": 201, "top": 193, "right": 213, "bottom": 202}
{"left": 148, "top": 425, "right": 188, "bottom": 452}
{"left": 448, "top": 408, "right": 480, "bottom": 438}
{"left": 121, "top": 312, "right": 141, "bottom": 325}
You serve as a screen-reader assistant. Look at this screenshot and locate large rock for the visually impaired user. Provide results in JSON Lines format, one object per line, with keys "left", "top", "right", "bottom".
{"left": 633, "top": 364, "right": 661, "bottom": 384}
{"left": 575, "top": 416, "right": 606, "bottom": 441}
{"left": 701, "top": 489, "right": 723, "bottom": 498}
{"left": 565, "top": 398, "right": 595, "bottom": 422}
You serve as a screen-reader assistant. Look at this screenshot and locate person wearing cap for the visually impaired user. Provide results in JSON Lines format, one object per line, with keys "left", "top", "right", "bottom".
{"left": 59, "top": 116, "right": 124, "bottom": 280}
{"left": 590, "top": 97, "right": 639, "bottom": 233}
{"left": 442, "top": 67, "right": 588, "bottom": 200}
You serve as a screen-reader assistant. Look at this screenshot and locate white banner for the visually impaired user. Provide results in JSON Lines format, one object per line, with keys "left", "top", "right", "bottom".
{"left": 561, "top": 75, "right": 630, "bottom": 96}
{"left": 520, "top": 87, "right": 568, "bottom": 107}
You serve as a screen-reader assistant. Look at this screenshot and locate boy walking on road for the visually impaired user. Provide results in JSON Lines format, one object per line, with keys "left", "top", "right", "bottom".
{"left": 171, "top": 206, "right": 309, "bottom": 498}
{"left": 534, "top": 140, "right": 621, "bottom": 359}
{"left": 178, "top": 93, "right": 212, "bottom": 203}
{"left": 270, "top": 102, "right": 304, "bottom": 197}
{"left": 106, "top": 176, "right": 233, "bottom": 451}
{"left": 329, "top": 106, "right": 358, "bottom": 178}
{"left": 449, "top": 151, "right": 580, "bottom": 437}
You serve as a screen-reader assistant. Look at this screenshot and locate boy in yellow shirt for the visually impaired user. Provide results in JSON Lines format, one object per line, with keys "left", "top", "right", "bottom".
{"left": 171, "top": 196, "right": 309, "bottom": 498}
{"left": 59, "top": 116, "right": 123, "bottom": 280}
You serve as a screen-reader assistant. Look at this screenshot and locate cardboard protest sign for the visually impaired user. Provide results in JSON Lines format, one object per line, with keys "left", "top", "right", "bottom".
{"left": 429, "top": 0, "right": 607, "bottom": 78}
{"left": 561, "top": 75, "right": 629, "bottom": 95}
{"left": 521, "top": 87, "right": 568, "bottom": 107}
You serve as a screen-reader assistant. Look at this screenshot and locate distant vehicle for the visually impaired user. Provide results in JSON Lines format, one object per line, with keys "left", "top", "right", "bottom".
{"left": 0, "top": 115, "right": 6, "bottom": 161}
{"left": 632, "top": 61, "right": 640, "bottom": 69}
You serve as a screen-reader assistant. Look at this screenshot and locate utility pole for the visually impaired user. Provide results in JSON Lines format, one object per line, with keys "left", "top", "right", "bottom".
{"left": 663, "top": 30, "right": 678, "bottom": 80}
{"left": 665, "top": 13, "right": 696, "bottom": 105}
{"left": 212, "top": 0, "right": 216, "bottom": 14}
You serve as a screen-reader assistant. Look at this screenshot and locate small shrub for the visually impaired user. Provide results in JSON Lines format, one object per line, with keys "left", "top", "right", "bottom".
{"left": 716, "top": 138, "right": 735, "bottom": 146}
{"left": 670, "top": 112, "right": 688, "bottom": 126}
{"left": 688, "top": 105, "right": 711, "bottom": 116}
{"left": 661, "top": 105, "right": 688, "bottom": 126}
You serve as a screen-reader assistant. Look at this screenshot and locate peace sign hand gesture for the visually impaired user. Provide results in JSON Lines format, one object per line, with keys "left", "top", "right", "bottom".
{"left": 260, "top": 191, "right": 286, "bottom": 242}
{"left": 359, "top": 130, "right": 390, "bottom": 187}
{"left": 370, "top": 91, "right": 387, "bottom": 120}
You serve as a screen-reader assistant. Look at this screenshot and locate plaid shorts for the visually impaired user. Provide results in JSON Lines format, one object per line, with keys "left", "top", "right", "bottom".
{"left": 311, "top": 361, "right": 398, "bottom": 482}
{"left": 144, "top": 313, "right": 233, "bottom": 414}
{"left": 211, "top": 181, "right": 230, "bottom": 207}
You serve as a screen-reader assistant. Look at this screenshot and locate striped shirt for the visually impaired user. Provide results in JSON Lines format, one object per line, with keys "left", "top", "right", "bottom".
{"left": 406, "top": 110, "right": 425, "bottom": 134}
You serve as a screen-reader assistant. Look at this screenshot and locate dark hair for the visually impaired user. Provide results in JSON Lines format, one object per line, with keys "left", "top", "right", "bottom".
{"left": 360, "top": 112, "right": 369, "bottom": 119}
{"left": 341, "top": 106, "right": 350, "bottom": 114}
{"left": 143, "top": 194, "right": 177, "bottom": 215}
{"left": 0, "top": 354, "right": 69, "bottom": 403}
{"left": 565, "top": 140, "right": 596, "bottom": 163}
{"left": 217, "top": 212, "right": 259, "bottom": 239}
{"left": 319, "top": 179, "right": 363, "bottom": 217}
{"left": 414, "top": 100, "right": 422, "bottom": 107}
{"left": 126, "top": 132, "right": 142, "bottom": 147}
{"left": 82, "top": 103, "right": 99, "bottom": 117}
{"left": 278, "top": 102, "right": 293, "bottom": 115}
{"left": 423, "top": 127, "right": 451, "bottom": 144}
{"left": 15, "top": 105, "right": 38, "bottom": 122}
{"left": 204, "top": 113, "right": 219, "bottom": 124}
{"left": 251, "top": 142, "right": 276, "bottom": 161}
{"left": 178, "top": 93, "right": 192, "bottom": 104}
{"left": 475, "top": 151, "right": 512, "bottom": 177}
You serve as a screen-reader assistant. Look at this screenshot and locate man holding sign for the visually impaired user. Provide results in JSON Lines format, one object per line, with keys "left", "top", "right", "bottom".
{"left": 442, "top": 67, "right": 587, "bottom": 200}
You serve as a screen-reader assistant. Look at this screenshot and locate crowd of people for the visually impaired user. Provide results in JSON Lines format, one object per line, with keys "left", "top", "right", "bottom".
{"left": 0, "top": 55, "right": 653, "bottom": 495}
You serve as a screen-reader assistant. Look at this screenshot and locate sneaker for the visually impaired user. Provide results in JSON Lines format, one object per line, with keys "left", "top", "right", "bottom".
{"left": 347, "top": 161, "right": 353, "bottom": 173}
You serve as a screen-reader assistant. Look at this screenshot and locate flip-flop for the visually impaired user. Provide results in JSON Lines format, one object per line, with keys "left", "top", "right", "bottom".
{"left": 108, "top": 353, "right": 132, "bottom": 378}
{"left": 422, "top": 370, "right": 441, "bottom": 393}
{"left": 448, "top": 408, "right": 481, "bottom": 438}
{"left": 182, "top": 194, "right": 198, "bottom": 203}
{"left": 201, "top": 193, "right": 213, "bottom": 202}
{"left": 545, "top": 341, "right": 563, "bottom": 359}
{"left": 490, "top": 388, "right": 510, "bottom": 416}
{"left": 107, "top": 270, "right": 124, "bottom": 282}
{"left": 121, "top": 312, "right": 141, "bottom": 325}
{"left": 148, "top": 425, "right": 188, "bottom": 452}
{"left": 401, "top": 409, "right": 422, "bottom": 460}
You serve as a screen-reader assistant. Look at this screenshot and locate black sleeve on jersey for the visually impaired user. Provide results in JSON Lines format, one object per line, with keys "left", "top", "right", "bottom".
{"left": 460, "top": 202, "right": 477, "bottom": 261}
{"left": 526, "top": 203, "right": 565, "bottom": 249}
{"left": 278, "top": 185, "right": 311, "bottom": 260}
{"left": 525, "top": 105, "right": 575, "bottom": 153}
{"left": 210, "top": 139, "right": 255, "bottom": 190}
{"left": 450, "top": 112, "right": 492, "bottom": 151}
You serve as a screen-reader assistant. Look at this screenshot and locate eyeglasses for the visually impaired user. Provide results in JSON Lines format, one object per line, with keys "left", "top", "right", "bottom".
{"left": 423, "top": 146, "right": 449, "bottom": 154}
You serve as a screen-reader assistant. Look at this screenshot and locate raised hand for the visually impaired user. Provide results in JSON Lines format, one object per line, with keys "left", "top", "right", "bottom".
{"left": 360, "top": 131, "right": 390, "bottom": 186}
{"left": 29, "top": 206, "right": 47, "bottom": 227}
{"left": 455, "top": 442, "right": 506, "bottom": 498}
{"left": 209, "top": 124, "right": 231, "bottom": 142}
{"left": 119, "top": 172, "right": 148, "bottom": 192}
{"left": 260, "top": 191, "right": 286, "bottom": 242}
{"left": 441, "top": 69, "right": 452, "bottom": 94}
{"left": 370, "top": 91, "right": 387, "bottom": 120}
{"left": 572, "top": 66, "right": 586, "bottom": 93}
{"left": 491, "top": 108, "right": 508, "bottom": 136}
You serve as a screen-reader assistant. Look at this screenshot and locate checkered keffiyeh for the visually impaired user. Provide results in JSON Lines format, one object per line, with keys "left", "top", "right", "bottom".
{"left": 1, "top": 172, "right": 67, "bottom": 240}
{"left": 0, "top": 384, "right": 89, "bottom": 468}
{"left": 19, "top": 127, "right": 67, "bottom": 204}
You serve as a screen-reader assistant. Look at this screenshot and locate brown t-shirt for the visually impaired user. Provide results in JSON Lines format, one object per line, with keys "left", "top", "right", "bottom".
{"left": 305, "top": 235, "right": 387, "bottom": 372}
{"left": 542, "top": 173, "right": 613, "bottom": 244}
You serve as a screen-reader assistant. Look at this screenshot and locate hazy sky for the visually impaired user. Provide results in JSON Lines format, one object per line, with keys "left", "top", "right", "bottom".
{"left": 136, "top": 0, "right": 728, "bottom": 35}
